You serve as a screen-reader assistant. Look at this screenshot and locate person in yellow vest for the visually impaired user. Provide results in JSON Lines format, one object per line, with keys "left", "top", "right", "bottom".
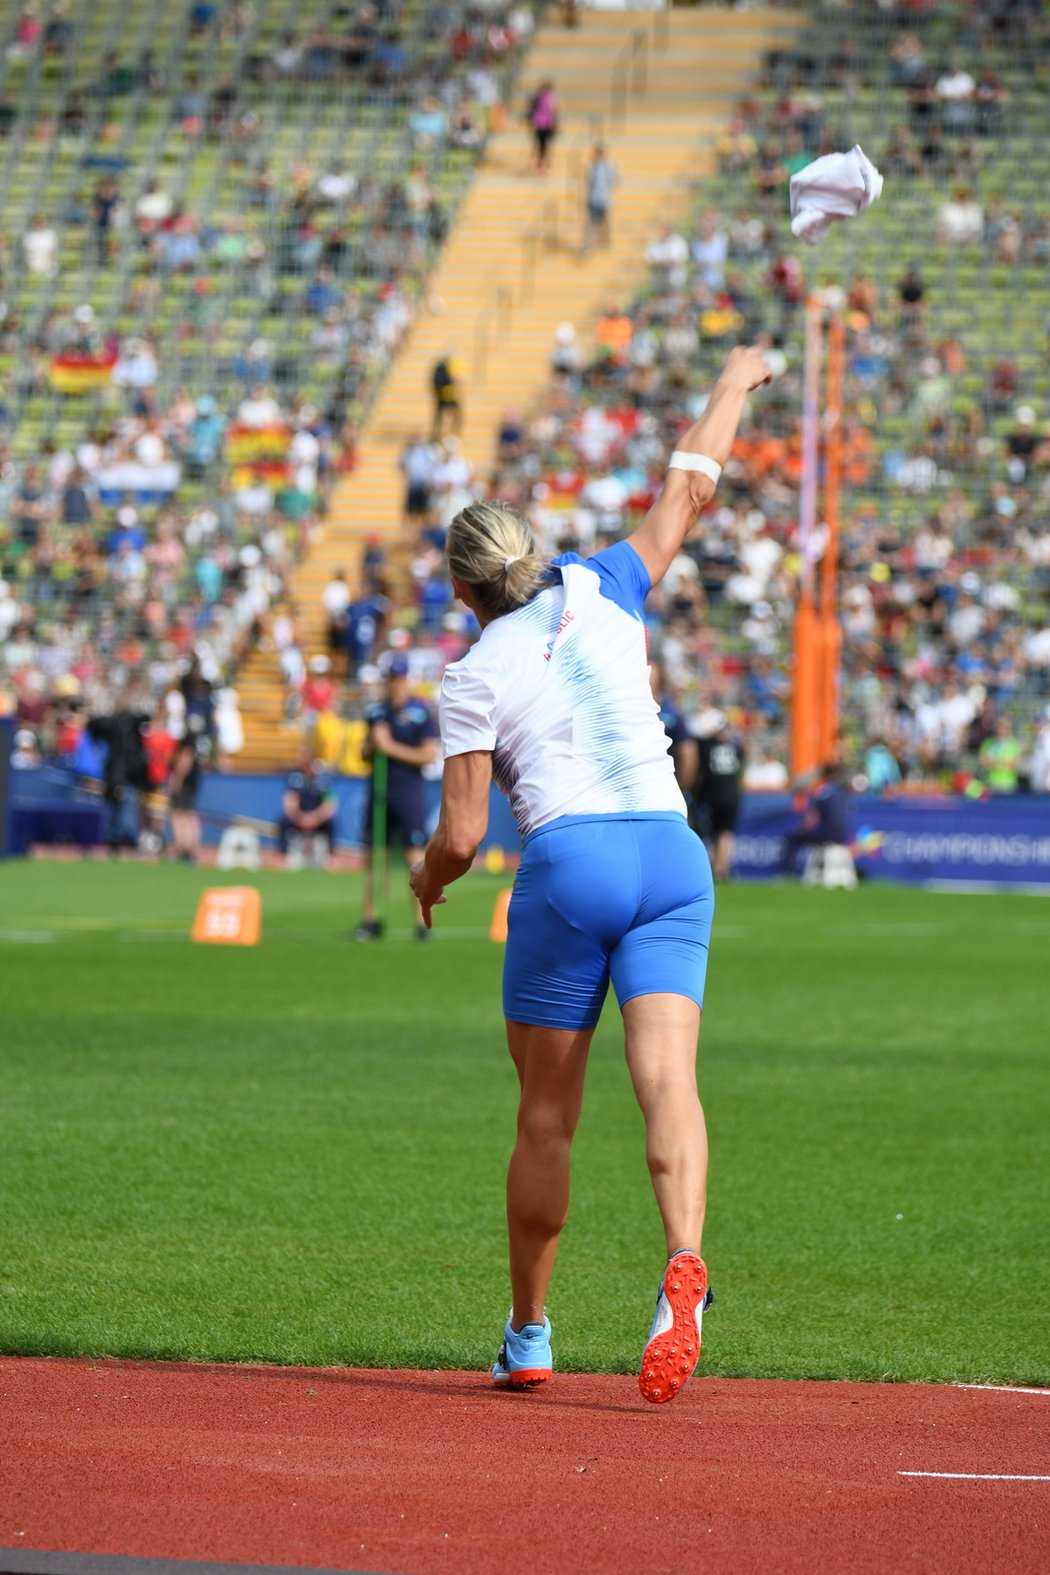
{"left": 978, "top": 716, "right": 1021, "bottom": 793}
{"left": 312, "top": 705, "right": 343, "bottom": 770}
{"left": 430, "top": 351, "right": 465, "bottom": 442}
{"left": 339, "top": 714, "right": 370, "bottom": 777}
{"left": 313, "top": 702, "right": 374, "bottom": 777}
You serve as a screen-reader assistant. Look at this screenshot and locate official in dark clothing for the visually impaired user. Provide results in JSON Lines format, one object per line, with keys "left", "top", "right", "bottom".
{"left": 280, "top": 751, "right": 338, "bottom": 858}
{"left": 87, "top": 696, "right": 150, "bottom": 850}
{"left": 649, "top": 660, "right": 698, "bottom": 795}
{"left": 169, "top": 728, "right": 206, "bottom": 864}
{"left": 354, "top": 656, "right": 439, "bottom": 940}
{"left": 689, "top": 708, "right": 743, "bottom": 882}
{"left": 785, "top": 762, "right": 852, "bottom": 875}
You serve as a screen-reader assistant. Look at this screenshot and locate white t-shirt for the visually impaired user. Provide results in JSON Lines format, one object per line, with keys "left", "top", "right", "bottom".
{"left": 322, "top": 578, "right": 350, "bottom": 617}
{"left": 439, "top": 542, "right": 685, "bottom": 840}
{"left": 24, "top": 226, "right": 58, "bottom": 275}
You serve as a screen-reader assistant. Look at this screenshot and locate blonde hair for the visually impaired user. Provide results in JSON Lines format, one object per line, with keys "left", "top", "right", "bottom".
{"left": 447, "top": 500, "right": 548, "bottom": 617}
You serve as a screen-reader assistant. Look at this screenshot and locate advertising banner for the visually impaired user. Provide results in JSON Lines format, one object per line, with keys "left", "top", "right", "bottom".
{"left": 8, "top": 762, "right": 1050, "bottom": 889}
{"left": 733, "top": 792, "right": 1050, "bottom": 890}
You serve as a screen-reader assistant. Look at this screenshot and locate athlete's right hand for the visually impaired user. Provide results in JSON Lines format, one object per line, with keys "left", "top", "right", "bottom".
{"left": 410, "top": 859, "right": 447, "bottom": 928}
{"left": 722, "top": 345, "right": 774, "bottom": 392}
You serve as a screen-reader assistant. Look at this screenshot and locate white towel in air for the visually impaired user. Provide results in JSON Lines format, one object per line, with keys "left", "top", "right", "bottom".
{"left": 789, "top": 145, "right": 884, "bottom": 246}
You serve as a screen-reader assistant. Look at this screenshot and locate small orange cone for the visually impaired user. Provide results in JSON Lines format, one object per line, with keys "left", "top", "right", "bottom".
{"left": 192, "top": 886, "right": 262, "bottom": 946}
{"left": 489, "top": 888, "right": 513, "bottom": 943}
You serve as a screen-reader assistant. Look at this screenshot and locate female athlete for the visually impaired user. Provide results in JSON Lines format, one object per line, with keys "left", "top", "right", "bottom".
{"left": 410, "top": 344, "right": 772, "bottom": 1403}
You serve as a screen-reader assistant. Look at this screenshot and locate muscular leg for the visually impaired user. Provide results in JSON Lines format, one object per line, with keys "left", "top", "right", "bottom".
{"left": 504, "top": 1020, "right": 594, "bottom": 1329}
{"left": 622, "top": 993, "right": 707, "bottom": 1256}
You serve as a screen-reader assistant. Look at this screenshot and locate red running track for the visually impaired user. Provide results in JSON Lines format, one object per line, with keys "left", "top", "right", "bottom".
{"left": 3, "top": 1358, "right": 1049, "bottom": 1574}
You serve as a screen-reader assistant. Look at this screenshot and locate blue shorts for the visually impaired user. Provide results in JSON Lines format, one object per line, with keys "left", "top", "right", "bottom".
{"left": 503, "top": 813, "right": 714, "bottom": 1031}
{"left": 363, "top": 788, "right": 427, "bottom": 850}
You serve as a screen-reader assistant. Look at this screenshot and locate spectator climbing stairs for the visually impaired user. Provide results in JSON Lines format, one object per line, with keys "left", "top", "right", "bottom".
{"left": 235, "top": 6, "right": 803, "bottom": 768}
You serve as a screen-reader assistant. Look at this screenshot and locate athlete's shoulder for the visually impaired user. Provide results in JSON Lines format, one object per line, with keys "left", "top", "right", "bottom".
{"left": 553, "top": 539, "right": 651, "bottom": 619}
{"left": 441, "top": 641, "right": 497, "bottom": 703}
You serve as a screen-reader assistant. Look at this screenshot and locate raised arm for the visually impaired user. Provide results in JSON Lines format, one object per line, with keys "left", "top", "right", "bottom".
{"left": 629, "top": 344, "right": 772, "bottom": 588}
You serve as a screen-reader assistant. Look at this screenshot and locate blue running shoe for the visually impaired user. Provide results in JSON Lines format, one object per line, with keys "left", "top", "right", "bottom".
{"left": 491, "top": 1314, "right": 553, "bottom": 1387}
{"left": 639, "top": 1251, "right": 712, "bottom": 1404}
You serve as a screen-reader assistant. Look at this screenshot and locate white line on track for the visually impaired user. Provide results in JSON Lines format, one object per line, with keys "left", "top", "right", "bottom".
{"left": 900, "top": 1472, "right": 1050, "bottom": 1482}
{"left": 954, "top": 1383, "right": 1050, "bottom": 1396}
{"left": 118, "top": 930, "right": 186, "bottom": 942}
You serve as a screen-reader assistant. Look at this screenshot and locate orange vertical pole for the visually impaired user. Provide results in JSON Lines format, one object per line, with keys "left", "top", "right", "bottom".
{"left": 791, "top": 296, "right": 824, "bottom": 781}
{"left": 819, "top": 313, "right": 845, "bottom": 767}
{"left": 792, "top": 594, "right": 820, "bottom": 781}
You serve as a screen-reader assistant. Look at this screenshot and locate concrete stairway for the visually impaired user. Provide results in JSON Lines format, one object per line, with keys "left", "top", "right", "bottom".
{"left": 234, "top": 6, "right": 803, "bottom": 770}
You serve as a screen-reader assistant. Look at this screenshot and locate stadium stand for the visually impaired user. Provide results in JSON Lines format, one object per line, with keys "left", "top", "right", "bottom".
{"left": 0, "top": 0, "right": 537, "bottom": 762}
{"left": 3, "top": 1, "right": 1050, "bottom": 812}
{"left": 303, "top": 0, "right": 1050, "bottom": 797}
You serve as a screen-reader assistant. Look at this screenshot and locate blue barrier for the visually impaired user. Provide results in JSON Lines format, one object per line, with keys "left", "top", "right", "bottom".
{"left": 8, "top": 766, "right": 522, "bottom": 857}
{"left": 11, "top": 800, "right": 107, "bottom": 855}
{"left": 8, "top": 763, "right": 1050, "bottom": 888}
{"left": 0, "top": 719, "right": 12, "bottom": 857}
{"left": 733, "top": 792, "right": 1050, "bottom": 890}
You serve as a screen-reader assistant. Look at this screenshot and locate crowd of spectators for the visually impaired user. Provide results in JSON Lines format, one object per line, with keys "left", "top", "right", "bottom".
{"left": 0, "top": 0, "right": 537, "bottom": 824}
{"left": 5, "top": 0, "right": 1050, "bottom": 828}
{"left": 290, "top": 0, "right": 1050, "bottom": 801}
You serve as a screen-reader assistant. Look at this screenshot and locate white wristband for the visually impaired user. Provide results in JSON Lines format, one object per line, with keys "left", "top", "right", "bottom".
{"left": 668, "top": 451, "right": 722, "bottom": 485}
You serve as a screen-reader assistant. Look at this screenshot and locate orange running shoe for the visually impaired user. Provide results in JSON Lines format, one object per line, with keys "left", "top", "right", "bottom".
{"left": 638, "top": 1251, "right": 712, "bottom": 1404}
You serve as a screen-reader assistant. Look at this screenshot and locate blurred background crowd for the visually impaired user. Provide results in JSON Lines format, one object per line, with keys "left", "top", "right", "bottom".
{"left": 3, "top": 0, "right": 1050, "bottom": 839}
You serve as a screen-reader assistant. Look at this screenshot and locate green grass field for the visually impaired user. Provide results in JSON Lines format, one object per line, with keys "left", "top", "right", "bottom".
{"left": 1, "top": 860, "right": 1047, "bottom": 1385}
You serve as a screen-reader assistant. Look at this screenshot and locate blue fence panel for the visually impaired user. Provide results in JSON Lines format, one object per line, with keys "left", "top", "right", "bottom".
{"left": 733, "top": 793, "right": 1050, "bottom": 889}
{"left": 8, "top": 760, "right": 1050, "bottom": 887}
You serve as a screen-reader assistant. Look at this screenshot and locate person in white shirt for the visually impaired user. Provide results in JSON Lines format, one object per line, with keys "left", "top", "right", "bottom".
{"left": 935, "top": 64, "right": 976, "bottom": 132}
{"left": 411, "top": 344, "right": 772, "bottom": 1403}
{"left": 289, "top": 425, "right": 320, "bottom": 495}
{"left": 135, "top": 180, "right": 173, "bottom": 230}
{"left": 113, "top": 339, "right": 159, "bottom": 392}
{"left": 935, "top": 66, "right": 975, "bottom": 100}
{"left": 237, "top": 384, "right": 283, "bottom": 429}
{"left": 936, "top": 189, "right": 984, "bottom": 245}
{"left": 1028, "top": 709, "right": 1050, "bottom": 794}
{"left": 316, "top": 165, "right": 356, "bottom": 205}
{"left": 23, "top": 215, "right": 59, "bottom": 277}
{"left": 644, "top": 225, "right": 690, "bottom": 290}
{"left": 322, "top": 569, "right": 351, "bottom": 673}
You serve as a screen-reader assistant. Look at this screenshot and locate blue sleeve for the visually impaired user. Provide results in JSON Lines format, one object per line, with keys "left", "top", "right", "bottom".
{"left": 587, "top": 539, "right": 653, "bottom": 616}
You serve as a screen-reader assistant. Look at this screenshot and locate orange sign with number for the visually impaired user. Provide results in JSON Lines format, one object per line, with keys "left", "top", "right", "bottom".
{"left": 191, "top": 886, "right": 262, "bottom": 947}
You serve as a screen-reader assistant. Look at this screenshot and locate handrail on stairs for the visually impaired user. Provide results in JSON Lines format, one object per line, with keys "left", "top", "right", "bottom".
{"left": 521, "top": 196, "right": 561, "bottom": 302}
{"left": 610, "top": 26, "right": 648, "bottom": 131}
{"left": 653, "top": 3, "right": 670, "bottom": 54}
{"left": 470, "top": 0, "right": 675, "bottom": 389}
{"left": 473, "top": 283, "right": 514, "bottom": 389}
{"left": 472, "top": 195, "right": 562, "bottom": 388}
{"left": 609, "top": 0, "right": 672, "bottom": 131}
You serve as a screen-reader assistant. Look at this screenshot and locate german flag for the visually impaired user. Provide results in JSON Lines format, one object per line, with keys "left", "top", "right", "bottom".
{"left": 49, "top": 349, "right": 118, "bottom": 394}
{"left": 224, "top": 423, "right": 291, "bottom": 465}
